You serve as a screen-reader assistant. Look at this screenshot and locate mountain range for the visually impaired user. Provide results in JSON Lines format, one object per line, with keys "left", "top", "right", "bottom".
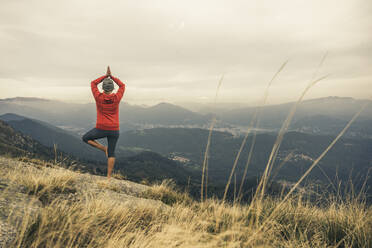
{"left": 216, "top": 97, "right": 372, "bottom": 136}
{"left": 1, "top": 96, "right": 371, "bottom": 138}
{"left": 2, "top": 111, "right": 370, "bottom": 199}
{"left": 1, "top": 96, "right": 371, "bottom": 201}
{"left": 0, "top": 97, "right": 211, "bottom": 135}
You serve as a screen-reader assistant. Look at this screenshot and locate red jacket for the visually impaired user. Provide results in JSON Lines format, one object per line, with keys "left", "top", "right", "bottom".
{"left": 91, "top": 75, "right": 125, "bottom": 130}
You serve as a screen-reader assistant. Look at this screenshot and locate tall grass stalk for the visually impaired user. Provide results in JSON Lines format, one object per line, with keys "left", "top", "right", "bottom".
{"left": 238, "top": 61, "right": 290, "bottom": 203}
{"left": 53, "top": 143, "right": 58, "bottom": 164}
{"left": 260, "top": 53, "right": 329, "bottom": 199}
{"left": 222, "top": 61, "right": 288, "bottom": 203}
{"left": 245, "top": 102, "right": 369, "bottom": 246}
{"left": 201, "top": 74, "right": 224, "bottom": 202}
{"left": 280, "top": 102, "right": 368, "bottom": 204}
{"left": 255, "top": 74, "right": 328, "bottom": 206}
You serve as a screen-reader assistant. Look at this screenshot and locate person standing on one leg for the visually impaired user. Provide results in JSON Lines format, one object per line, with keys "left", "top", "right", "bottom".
{"left": 82, "top": 66, "right": 126, "bottom": 180}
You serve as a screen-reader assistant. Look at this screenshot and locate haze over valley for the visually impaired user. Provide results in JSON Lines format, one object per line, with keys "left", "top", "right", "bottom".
{"left": 1, "top": 95, "right": 371, "bottom": 201}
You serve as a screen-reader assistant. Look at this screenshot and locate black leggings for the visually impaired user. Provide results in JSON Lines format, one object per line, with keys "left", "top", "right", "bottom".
{"left": 82, "top": 128, "right": 120, "bottom": 157}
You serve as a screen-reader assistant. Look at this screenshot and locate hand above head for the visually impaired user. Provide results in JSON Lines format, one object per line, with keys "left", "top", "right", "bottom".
{"left": 106, "top": 66, "right": 112, "bottom": 78}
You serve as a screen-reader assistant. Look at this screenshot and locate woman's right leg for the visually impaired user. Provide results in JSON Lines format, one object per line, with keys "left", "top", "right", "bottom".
{"left": 106, "top": 131, "right": 120, "bottom": 180}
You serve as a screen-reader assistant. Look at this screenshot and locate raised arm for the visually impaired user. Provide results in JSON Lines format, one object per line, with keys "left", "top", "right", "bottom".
{"left": 111, "top": 76, "right": 126, "bottom": 102}
{"left": 91, "top": 75, "right": 107, "bottom": 99}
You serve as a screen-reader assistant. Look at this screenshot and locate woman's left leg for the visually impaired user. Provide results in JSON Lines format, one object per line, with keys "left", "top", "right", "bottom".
{"left": 82, "top": 128, "right": 108, "bottom": 155}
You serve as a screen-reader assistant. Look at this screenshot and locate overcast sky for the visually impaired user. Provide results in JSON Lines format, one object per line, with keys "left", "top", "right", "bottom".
{"left": 0, "top": 0, "right": 371, "bottom": 106}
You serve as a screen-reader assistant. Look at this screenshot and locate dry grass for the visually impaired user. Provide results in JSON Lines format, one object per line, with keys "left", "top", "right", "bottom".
{"left": 16, "top": 156, "right": 56, "bottom": 168}
{"left": 96, "top": 180, "right": 123, "bottom": 193}
{"left": 3, "top": 163, "right": 371, "bottom": 248}
{"left": 112, "top": 172, "right": 127, "bottom": 180}
{"left": 6, "top": 164, "right": 77, "bottom": 205}
{"left": 140, "top": 179, "right": 192, "bottom": 206}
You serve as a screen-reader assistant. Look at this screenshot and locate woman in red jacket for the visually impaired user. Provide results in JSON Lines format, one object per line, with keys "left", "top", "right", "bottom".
{"left": 82, "top": 66, "right": 125, "bottom": 180}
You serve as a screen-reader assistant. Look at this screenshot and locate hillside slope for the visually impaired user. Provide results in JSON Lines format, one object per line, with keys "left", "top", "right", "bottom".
{"left": 0, "top": 155, "right": 371, "bottom": 247}
{"left": 0, "top": 113, "right": 104, "bottom": 161}
{"left": 0, "top": 119, "right": 202, "bottom": 196}
{"left": 0, "top": 119, "right": 59, "bottom": 160}
{"left": 0, "top": 155, "right": 163, "bottom": 247}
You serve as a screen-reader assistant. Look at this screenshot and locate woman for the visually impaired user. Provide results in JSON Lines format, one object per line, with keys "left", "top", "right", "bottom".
{"left": 82, "top": 66, "right": 125, "bottom": 180}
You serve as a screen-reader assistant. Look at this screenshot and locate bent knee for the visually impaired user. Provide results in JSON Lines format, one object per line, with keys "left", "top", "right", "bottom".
{"left": 82, "top": 135, "right": 89, "bottom": 143}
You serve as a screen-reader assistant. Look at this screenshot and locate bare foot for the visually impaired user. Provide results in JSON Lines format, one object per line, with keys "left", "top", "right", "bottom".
{"left": 104, "top": 147, "right": 108, "bottom": 158}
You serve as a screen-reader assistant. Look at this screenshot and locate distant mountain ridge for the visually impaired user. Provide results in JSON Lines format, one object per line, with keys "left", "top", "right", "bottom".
{"left": 121, "top": 102, "right": 209, "bottom": 125}
{"left": 0, "top": 97, "right": 212, "bottom": 133}
{"left": 0, "top": 97, "right": 52, "bottom": 102}
{"left": 214, "top": 96, "right": 372, "bottom": 131}
{"left": 1, "top": 96, "right": 371, "bottom": 138}
{"left": 0, "top": 113, "right": 103, "bottom": 161}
